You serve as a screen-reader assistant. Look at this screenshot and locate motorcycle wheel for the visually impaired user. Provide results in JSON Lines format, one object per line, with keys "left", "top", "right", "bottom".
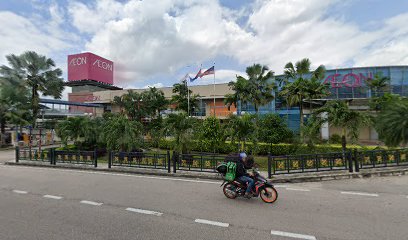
{"left": 260, "top": 186, "right": 278, "bottom": 203}
{"left": 223, "top": 183, "right": 237, "bottom": 199}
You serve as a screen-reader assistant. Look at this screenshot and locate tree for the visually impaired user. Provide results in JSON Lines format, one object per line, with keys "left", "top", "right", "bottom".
{"left": 172, "top": 80, "right": 199, "bottom": 114}
{"left": 56, "top": 117, "right": 92, "bottom": 147}
{"left": 225, "top": 113, "right": 257, "bottom": 151}
{"left": 0, "top": 51, "right": 64, "bottom": 127}
{"left": 103, "top": 114, "right": 144, "bottom": 152}
{"left": 314, "top": 100, "right": 370, "bottom": 154}
{"left": 246, "top": 64, "right": 276, "bottom": 113}
{"left": 197, "top": 116, "right": 224, "bottom": 153}
{"left": 224, "top": 76, "right": 250, "bottom": 114}
{"left": 225, "top": 64, "right": 276, "bottom": 114}
{"left": 165, "top": 112, "right": 196, "bottom": 153}
{"left": 142, "top": 87, "right": 169, "bottom": 118}
{"left": 279, "top": 58, "right": 327, "bottom": 135}
{"left": 374, "top": 98, "right": 408, "bottom": 147}
{"left": 0, "top": 82, "right": 31, "bottom": 137}
{"left": 258, "top": 113, "right": 293, "bottom": 151}
{"left": 367, "top": 73, "right": 390, "bottom": 97}
{"left": 115, "top": 90, "right": 145, "bottom": 121}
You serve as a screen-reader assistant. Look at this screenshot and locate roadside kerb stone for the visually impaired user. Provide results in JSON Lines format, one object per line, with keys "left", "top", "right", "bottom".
{"left": 4, "top": 161, "right": 408, "bottom": 183}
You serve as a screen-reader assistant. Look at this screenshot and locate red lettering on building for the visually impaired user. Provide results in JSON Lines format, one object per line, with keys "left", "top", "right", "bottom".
{"left": 323, "top": 72, "right": 373, "bottom": 88}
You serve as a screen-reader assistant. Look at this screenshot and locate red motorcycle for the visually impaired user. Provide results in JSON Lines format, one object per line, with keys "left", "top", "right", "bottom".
{"left": 221, "top": 169, "right": 278, "bottom": 203}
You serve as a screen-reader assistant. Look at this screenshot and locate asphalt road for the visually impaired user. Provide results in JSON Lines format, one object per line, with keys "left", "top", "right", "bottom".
{"left": 0, "top": 164, "right": 407, "bottom": 240}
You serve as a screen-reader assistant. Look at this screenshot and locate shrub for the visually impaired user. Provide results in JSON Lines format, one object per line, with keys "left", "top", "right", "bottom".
{"left": 329, "top": 134, "right": 342, "bottom": 144}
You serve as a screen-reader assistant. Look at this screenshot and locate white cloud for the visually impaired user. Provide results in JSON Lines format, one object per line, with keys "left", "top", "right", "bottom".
{"left": 0, "top": 11, "right": 73, "bottom": 65}
{"left": 143, "top": 83, "right": 165, "bottom": 89}
{"left": 3, "top": 0, "right": 408, "bottom": 102}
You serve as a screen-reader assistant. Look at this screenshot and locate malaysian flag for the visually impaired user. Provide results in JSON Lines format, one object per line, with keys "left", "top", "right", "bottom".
{"left": 190, "top": 68, "right": 202, "bottom": 82}
{"left": 201, "top": 66, "right": 215, "bottom": 77}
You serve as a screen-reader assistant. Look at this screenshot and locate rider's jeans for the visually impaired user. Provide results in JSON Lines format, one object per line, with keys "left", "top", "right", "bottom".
{"left": 238, "top": 175, "right": 254, "bottom": 193}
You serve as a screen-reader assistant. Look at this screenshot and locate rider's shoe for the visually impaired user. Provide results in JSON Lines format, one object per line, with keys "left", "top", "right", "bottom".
{"left": 244, "top": 192, "right": 252, "bottom": 199}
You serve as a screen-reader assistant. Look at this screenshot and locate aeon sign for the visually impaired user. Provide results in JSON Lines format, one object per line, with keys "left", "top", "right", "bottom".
{"left": 67, "top": 52, "right": 114, "bottom": 85}
{"left": 323, "top": 72, "right": 373, "bottom": 88}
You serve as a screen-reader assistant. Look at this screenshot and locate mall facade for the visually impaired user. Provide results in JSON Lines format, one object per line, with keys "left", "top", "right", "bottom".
{"left": 65, "top": 53, "right": 408, "bottom": 144}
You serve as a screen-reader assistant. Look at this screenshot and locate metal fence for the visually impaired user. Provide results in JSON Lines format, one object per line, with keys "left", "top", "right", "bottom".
{"left": 268, "top": 152, "right": 351, "bottom": 177}
{"left": 357, "top": 149, "right": 408, "bottom": 169}
{"left": 16, "top": 147, "right": 52, "bottom": 163}
{"left": 268, "top": 148, "right": 408, "bottom": 177}
{"left": 173, "top": 152, "right": 228, "bottom": 173}
{"left": 109, "top": 151, "right": 169, "bottom": 170}
{"left": 54, "top": 150, "right": 97, "bottom": 167}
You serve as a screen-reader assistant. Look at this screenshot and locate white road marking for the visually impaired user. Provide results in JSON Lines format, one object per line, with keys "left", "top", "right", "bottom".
{"left": 80, "top": 200, "right": 103, "bottom": 206}
{"left": 0, "top": 165, "right": 221, "bottom": 184}
{"left": 12, "top": 190, "right": 28, "bottom": 194}
{"left": 286, "top": 188, "right": 311, "bottom": 192}
{"left": 271, "top": 230, "right": 317, "bottom": 240}
{"left": 274, "top": 185, "right": 289, "bottom": 188}
{"left": 340, "top": 191, "right": 379, "bottom": 197}
{"left": 43, "top": 195, "right": 63, "bottom": 200}
{"left": 194, "top": 219, "right": 229, "bottom": 228}
{"left": 126, "top": 208, "right": 163, "bottom": 216}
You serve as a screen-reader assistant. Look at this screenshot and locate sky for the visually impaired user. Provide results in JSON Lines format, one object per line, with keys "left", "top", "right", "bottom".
{"left": 1, "top": 0, "right": 408, "bottom": 99}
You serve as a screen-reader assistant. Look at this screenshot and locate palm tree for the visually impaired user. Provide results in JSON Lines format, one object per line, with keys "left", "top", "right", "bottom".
{"left": 225, "top": 113, "right": 257, "bottom": 151}
{"left": 165, "top": 112, "right": 196, "bottom": 153}
{"left": 142, "top": 87, "right": 169, "bottom": 118}
{"left": 367, "top": 73, "right": 390, "bottom": 97}
{"left": 374, "top": 98, "right": 408, "bottom": 147}
{"left": 0, "top": 51, "right": 64, "bottom": 127}
{"left": 279, "top": 58, "right": 327, "bottom": 135}
{"left": 314, "top": 100, "right": 370, "bottom": 155}
{"left": 103, "top": 114, "right": 144, "bottom": 152}
{"left": 224, "top": 76, "right": 250, "bottom": 114}
{"left": 246, "top": 64, "right": 276, "bottom": 113}
{"left": 172, "top": 80, "right": 199, "bottom": 114}
{"left": 55, "top": 117, "right": 91, "bottom": 147}
{"left": 225, "top": 64, "right": 275, "bottom": 114}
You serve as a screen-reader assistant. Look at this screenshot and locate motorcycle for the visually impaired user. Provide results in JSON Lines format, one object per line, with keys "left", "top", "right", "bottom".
{"left": 221, "top": 168, "right": 278, "bottom": 203}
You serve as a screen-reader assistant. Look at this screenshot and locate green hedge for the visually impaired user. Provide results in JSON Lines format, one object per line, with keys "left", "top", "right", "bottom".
{"left": 145, "top": 139, "right": 381, "bottom": 156}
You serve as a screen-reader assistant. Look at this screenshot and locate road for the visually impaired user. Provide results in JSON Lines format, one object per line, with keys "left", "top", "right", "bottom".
{"left": 0, "top": 163, "right": 407, "bottom": 240}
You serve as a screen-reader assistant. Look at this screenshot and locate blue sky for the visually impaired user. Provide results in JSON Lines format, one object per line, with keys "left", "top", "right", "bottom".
{"left": 1, "top": 0, "right": 408, "bottom": 98}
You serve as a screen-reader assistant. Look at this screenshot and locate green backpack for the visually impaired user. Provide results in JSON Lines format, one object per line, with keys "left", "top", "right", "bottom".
{"left": 225, "top": 161, "right": 237, "bottom": 181}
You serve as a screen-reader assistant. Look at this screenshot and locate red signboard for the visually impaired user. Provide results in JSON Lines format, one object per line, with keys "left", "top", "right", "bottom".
{"left": 67, "top": 52, "right": 114, "bottom": 85}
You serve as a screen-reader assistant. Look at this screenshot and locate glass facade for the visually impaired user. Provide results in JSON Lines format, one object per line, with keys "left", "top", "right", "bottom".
{"left": 237, "top": 66, "right": 408, "bottom": 131}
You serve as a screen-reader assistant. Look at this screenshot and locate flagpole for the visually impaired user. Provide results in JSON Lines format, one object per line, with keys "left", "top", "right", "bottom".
{"left": 187, "top": 76, "right": 190, "bottom": 117}
{"left": 213, "top": 62, "right": 216, "bottom": 116}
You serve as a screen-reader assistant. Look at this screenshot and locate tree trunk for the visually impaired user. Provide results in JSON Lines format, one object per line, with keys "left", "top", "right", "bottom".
{"left": 31, "top": 86, "right": 39, "bottom": 128}
{"left": 299, "top": 103, "right": 304, "bottom": 142}
{"left": 341, "top": 128, "right": 347, "bottom": 160}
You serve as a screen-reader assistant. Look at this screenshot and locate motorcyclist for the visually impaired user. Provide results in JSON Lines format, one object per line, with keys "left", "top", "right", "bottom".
{"left": 236, "top": 152, "right": 255, "bottom": 199}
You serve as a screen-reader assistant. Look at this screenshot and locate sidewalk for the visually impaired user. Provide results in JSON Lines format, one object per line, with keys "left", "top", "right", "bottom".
{"left": 4, "top": 160, "right": 408, "bottom": 183}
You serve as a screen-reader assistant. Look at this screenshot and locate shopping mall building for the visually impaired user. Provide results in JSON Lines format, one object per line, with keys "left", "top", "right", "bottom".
{"left": 65, "top": 52, "right": 408, "bottom": 144}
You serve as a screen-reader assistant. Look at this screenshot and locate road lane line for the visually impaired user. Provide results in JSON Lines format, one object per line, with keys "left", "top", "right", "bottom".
{"left": 286, "top": 188, "right": 310, "bottom": 192}
{"left": 125, "top": 208, "right": 163, "bottom": 216}
{"left": 43, "top": 195, "right": 63, "bottom": 200}
{"left": 194, "top": 219, "right": 229, "bottom": 228}
{"left": 80, "top": 200, "right": 103, "bottom": 206}
{"left": 274, "top": 185, "right": 289, "bottom": 188}
{"left": 341, "top": 191, "right": 378, "bottom": 197}
{"left": 270, "top": 230, "right": 317, "bottom": 240}
{"left": 12, "top": 190, "right": 28, "bottom": 194}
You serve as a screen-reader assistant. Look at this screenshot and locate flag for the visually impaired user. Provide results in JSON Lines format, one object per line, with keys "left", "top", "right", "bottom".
{"left": 180, "top": 73, "right": 190, "bottom": 82}
{"left": 201, "top": 66, "right": 215, "bottom": 77}
{"left": 190, "top": 68, "right": 202, "bottom": 82}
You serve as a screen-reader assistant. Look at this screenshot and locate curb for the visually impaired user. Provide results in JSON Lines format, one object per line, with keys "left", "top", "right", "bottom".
{"left": 4, "top": 162, "right": 223, "bottom": 181}
{"left": 4, "top": 161, "right": 408, "bottom": 183}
